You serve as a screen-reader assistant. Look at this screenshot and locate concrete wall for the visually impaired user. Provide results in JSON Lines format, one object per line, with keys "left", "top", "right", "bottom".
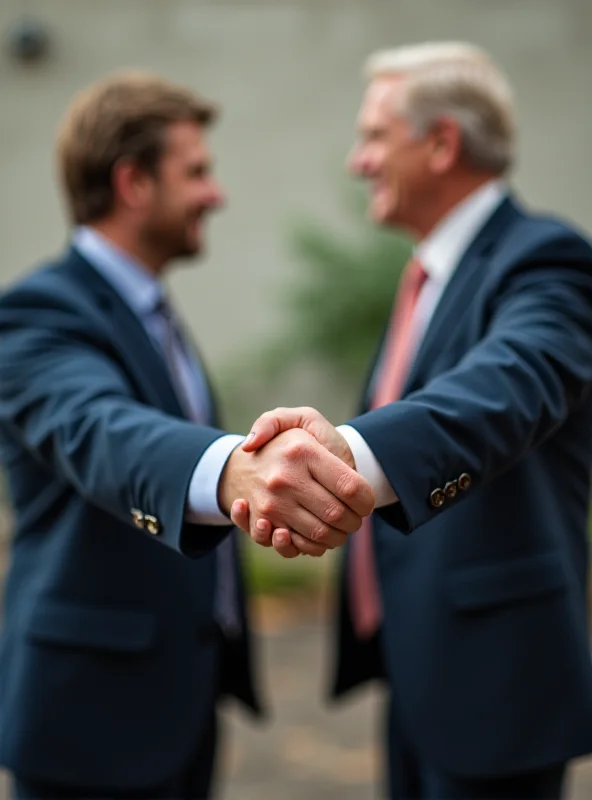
{"left": 0, "top": 0, "right": 590, "bottom": 416}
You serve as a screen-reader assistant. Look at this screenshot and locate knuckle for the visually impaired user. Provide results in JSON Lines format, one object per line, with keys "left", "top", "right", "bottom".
{"left": 257, "top": 498, "right": 276, "bottom": 518}
{"left": 283, "top": 439, "right": 309, "bottom": 460}
{"left": 259, "top": 408, "right": 282, "bottom": 427}
{"left": 310, "top": 521, "right": 330, "bottom": 543}
{"left": 335, "top": 472, "right": 359, "bottom": 501}
{"left": 265, "top": 471, "right": 289, "bottom": 492}
{"left": 323, "top": 502, "right": 345, "bottom": 526}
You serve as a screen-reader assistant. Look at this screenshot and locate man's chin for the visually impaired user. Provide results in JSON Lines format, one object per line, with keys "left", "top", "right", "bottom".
{"left": 176, "top": 240, "right": 203, "bottom": 261}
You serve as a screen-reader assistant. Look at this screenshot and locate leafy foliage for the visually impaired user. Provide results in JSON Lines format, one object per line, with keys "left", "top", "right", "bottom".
{"left": 265, "top": 185, "right": 413, "bottom": 386}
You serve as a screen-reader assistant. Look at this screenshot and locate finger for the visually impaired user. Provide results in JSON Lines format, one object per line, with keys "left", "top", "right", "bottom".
{"left": 271, "top": 528, "right": 301, "bottom": 558}
{"left": 270, "top": 528, "right": 327, "bottom": 558}
{"left": 287, "top": 482, "right": 364, "bottom": 534}
{"left": 286, "top": 530, "right": 329, "bottom": 557}
{"left": 250, "top": 516, "right": 274, "bottom": 547}
{"left": 230, "top": 499, "right": 250, "bottom": 532}
{"left": 243, "top": 407, "right": 312, "bottom": 452}
{"left": 307, "top": 445, "right": 375, "bottom": 518}
{"left": 286, "top": 505, "right": 349, "bottom": 549}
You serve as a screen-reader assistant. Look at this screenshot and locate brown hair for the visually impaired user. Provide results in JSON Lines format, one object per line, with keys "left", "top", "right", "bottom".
{"left": 56, "top": 70, "right": 216, "bottom": 224}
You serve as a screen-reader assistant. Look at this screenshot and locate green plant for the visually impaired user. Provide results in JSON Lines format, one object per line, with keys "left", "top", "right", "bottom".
{"left": 263, "top": 184, "right": 413, "bottom": 386}
{"left": 216, "top": 183, "right": 413, "bottom": 436}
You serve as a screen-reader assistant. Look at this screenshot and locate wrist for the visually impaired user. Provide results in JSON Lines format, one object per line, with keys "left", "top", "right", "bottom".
{"left": 217, "top": 446, "right": 241, "bottom": 516}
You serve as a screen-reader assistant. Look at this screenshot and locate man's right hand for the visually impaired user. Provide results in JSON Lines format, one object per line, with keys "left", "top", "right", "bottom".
{"left": 218, "top": 428, "right": 375, "bottom": 557}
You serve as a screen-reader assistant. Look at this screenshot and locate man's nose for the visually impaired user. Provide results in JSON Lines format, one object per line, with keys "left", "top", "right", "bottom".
{"left": 205, "top": 179, "right": 225, "bottom": 209}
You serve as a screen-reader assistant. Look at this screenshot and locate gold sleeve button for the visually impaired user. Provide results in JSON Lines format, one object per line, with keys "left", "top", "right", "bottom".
{"left": 131, "top": 508, "right": 145, "bottom": 529}
{"left": 144, "top": 515, "right": 161, "bottom": 536}
{"left": 458, "top": 473, "right": 472, "bottom": 491}
{"left": 429, "top": 488, "right": 446, "bottom": 509}
{"left": 444, "top": 481, "right": 458, "bottom": 499}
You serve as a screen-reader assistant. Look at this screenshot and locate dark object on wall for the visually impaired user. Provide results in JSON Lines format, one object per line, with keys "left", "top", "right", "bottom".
{"left": 5, "top": 17, "right": 51, "bottom": 64}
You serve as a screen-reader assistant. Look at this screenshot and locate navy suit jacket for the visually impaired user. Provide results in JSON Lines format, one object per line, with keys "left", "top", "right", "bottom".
{"left": 332, "top": 198, "right": 592, "bottom": 777}
{"left": 0, "top": 248, "right": 261, "bottom": 791}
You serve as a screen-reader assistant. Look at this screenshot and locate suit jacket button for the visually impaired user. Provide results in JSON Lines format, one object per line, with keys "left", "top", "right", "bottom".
{"left": 131, "top": 508, "right": 145, "bottom": 529}
{"left": 429, "top": 488, "right": 446, "bottom": 509}
{"left": 458, "top": 473, "right": 472, "bottom": 491}
{"left": 144, "top": 515, "right": 161, "bottom": 535}
{"left": 444, "top": 481, "right": 458, "bottom": 499}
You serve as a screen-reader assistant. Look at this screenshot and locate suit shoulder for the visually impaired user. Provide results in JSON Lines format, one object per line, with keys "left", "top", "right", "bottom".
{"left": 0, "top": 252, "right": 104, "bottom": 343}
{"left": 483, "top": 203, "right": 592, "bottom": 303}
{"left": 509, "top": 207, "right": 592, "bottom": 260}
{"left": 0, "top": 252, "right": 86, "bottom": 314}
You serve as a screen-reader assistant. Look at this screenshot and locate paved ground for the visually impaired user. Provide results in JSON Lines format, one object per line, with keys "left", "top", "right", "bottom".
{"left": 218, "top": 594, "right": 592, "bottom": 800}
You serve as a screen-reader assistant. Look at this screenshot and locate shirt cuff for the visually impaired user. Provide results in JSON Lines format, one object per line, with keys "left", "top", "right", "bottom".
{"left": 186, "top": 434, "right": 245, "bottom": 525}
{"left": 337, "top": 424, "right": 398, "bottom": 508}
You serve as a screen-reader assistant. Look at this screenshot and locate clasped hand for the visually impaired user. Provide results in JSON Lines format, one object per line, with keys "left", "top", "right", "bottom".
{"left": 217, "top": 407, "right": 374, "bottom": 557}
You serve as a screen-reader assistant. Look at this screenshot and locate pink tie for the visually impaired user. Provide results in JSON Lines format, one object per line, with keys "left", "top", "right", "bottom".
{"left": 349, "top": 258, "right": 429, "bottom": 639}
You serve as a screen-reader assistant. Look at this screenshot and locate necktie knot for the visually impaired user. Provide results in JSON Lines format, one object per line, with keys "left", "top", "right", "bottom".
{"left": 152, "top": 294, "right": 174, "bottom": 320}
{"left": 404, "top": 256, "right": 429, "bottom": 296}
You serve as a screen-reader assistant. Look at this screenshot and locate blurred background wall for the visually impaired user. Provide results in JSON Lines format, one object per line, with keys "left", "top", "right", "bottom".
{"left": 2, "top": 2, "right": 592, "bottom": 796}
{"left": 1, "top": 0, "right": 591, "bottom": 430}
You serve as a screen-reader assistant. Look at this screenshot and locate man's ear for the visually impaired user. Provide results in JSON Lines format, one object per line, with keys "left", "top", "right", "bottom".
{"left": 112, "top": 158, "right": 154, "bottom": 211}
{"left": 429, "top": 116, "right": 463, "bottom": 175}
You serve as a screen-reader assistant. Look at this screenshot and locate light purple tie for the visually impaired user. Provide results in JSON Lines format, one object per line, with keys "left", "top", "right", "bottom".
{"left": 156, "top": 297, "right": 241, "bottom": 637}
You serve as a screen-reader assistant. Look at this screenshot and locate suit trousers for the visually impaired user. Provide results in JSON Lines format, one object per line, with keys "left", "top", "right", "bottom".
{"left": 12, "top": 713, "right": 218, "bottom": 800}
{"left": 385, "top": 693, "right": 566, "bottom": 799}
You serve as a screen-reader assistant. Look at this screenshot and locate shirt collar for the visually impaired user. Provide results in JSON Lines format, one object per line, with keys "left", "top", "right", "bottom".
{"left": 415, "top": 179, "right": 508, "bottom": 286}
{"left": 72, "top": 226, "right": 162, "bottom": 317}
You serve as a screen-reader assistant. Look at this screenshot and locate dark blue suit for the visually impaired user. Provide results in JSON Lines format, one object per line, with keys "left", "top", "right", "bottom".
{"left": 333, "top": 198, "right": 592, "bottom": 795}
{"left": 0, "top": 249, "right": 261, "bottom": 796}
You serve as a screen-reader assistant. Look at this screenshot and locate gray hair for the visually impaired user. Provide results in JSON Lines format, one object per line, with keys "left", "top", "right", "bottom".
{"left": 365, "top": 42, "right": 516, "bottom": 175}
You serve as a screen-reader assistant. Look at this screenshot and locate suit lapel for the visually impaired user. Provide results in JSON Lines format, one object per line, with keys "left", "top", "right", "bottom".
{"left": 402, "top": 197, "right": 522, "bottom": 396}
{"left": 60, "top": 249, "right": 188, "bottom": 419}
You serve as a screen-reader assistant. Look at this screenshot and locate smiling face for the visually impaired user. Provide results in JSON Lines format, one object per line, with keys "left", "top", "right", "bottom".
{"left": 348, "top": 76, "right": 461, "bottom": 237}
{"left": 134, "top": 120, "right": 225, "bottom": 264}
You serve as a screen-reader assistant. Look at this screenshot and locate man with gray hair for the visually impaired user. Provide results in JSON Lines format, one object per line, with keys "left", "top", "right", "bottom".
{"left": 233, "top": 42, "right": 592, "bottom": 798}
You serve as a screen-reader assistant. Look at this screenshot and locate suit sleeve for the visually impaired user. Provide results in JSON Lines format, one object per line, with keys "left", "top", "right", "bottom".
{"left": 348, "top": 235, "right": 592, "bottom": 533}
{"left": 0, "top": 291, "right": 231, "bottom": 557}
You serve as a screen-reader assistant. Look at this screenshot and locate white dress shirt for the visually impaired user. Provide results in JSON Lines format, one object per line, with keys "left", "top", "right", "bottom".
{"left": 337, "top": 179, "right": 508, "bottom": 508}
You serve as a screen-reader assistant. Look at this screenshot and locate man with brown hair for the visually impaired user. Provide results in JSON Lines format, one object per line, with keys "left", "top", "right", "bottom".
{"left": 0, "top": 72, "right": 374, "bottom": 799}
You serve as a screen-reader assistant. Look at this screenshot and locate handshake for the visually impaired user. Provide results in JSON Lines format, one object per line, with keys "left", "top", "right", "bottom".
{"left": 218, "top": 406, "right": 375, "bottom": 558}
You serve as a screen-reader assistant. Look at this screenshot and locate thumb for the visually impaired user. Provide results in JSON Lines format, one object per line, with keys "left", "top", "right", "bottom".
{"left": 242, "top": 407, "right": 312, "bottom": 452}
